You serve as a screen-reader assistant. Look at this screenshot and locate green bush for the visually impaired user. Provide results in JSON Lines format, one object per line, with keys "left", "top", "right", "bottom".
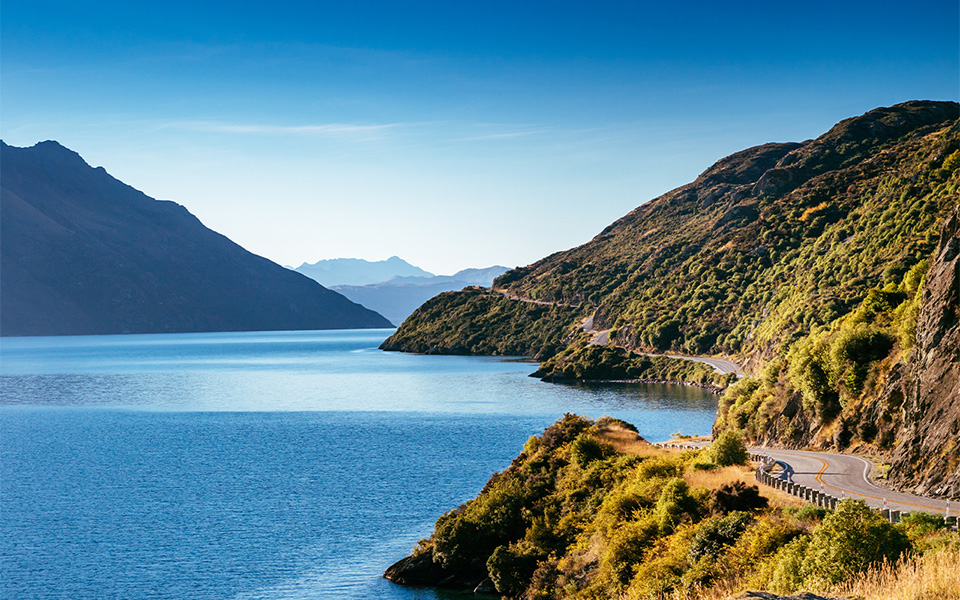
{"left": 801, "top": 499, "right": 910, "bottom": 584}
{"left": 487, "top": 543, "right": 541, "bottom": 596}
{"left": 602, "top": 516, "right": 661, "bottom": 585}
{"left": 688, "top": 511, "right": 753, "bottom": 563}
{"left": 898, "top": 511, "right": 946, "bottom": 541}
{"left": 710, "top": 430, "right": 748, "bottom": 466}
{"left": 766, "top": 535, "right": 810, "bottom": 593}
{"left": 570, "top": 434, "right": 614, "bottom": 467}
{"left": 654, "top": 478, "right": 700, "bottom": 533}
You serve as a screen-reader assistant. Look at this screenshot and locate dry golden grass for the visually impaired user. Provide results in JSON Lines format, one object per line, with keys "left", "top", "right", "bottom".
{"left": 682, "top": 465, "right": 750, "bottom": 489}
{"left": 822, "top": 548, "right": 960, "bottom": 600}
{"left": 597, "top": 425, "right": 671, "bottom": 458}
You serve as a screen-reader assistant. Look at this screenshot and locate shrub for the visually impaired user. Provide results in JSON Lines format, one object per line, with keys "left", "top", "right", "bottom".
{"left": 570, "top": 434, "right": 614, "bottom": 467}
{"left": 898, "top": 511, "right": 946, "bottom": 542}
{"left": 654, "top": 478, "right": 700, "bottom": 533}
{"left": 432, "top": 477, "right": 528, "bottom": 569}
{"left": 487, "top": 543, "right": 541, "bottom": 596}
{"left": 766, "top": 535, "right": 810, "bottom": 593}
{"left": 688, "top": 511, "right": 754, "bottom": 563}
{"left": 710, "top": 481, "right": 768, "bottom": 514}
{"left": 801, "top": 499, "right": 910, "bottom": 585}
{"left": 602, "top": 516, "right": 660, "bottom": 585}
{"left": 790, "top": 504, "right": 828, "bottom": 523}
{"left": 710, "top": 430, "right": 748, "bottom": 466}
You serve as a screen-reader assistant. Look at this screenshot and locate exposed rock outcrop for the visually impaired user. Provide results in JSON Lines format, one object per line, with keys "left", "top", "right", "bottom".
{"left": 383, "top": 552, "right": 488, "bottom": 592}
{"left": 886, "top": 205, "right": 960, "bottom": 496}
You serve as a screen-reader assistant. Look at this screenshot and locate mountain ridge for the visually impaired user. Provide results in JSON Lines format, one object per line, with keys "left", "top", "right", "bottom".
{"left": 331, "top": 265, "right": 509, "bottom": 326}
{"left": 382, "top": 100, "right": 960, "bottom": 495}
{"left": 0, "top": 140, "right": 392, "bottom": 336}
{"left": 294, "top": 255, "right": 434, "bottom": 287}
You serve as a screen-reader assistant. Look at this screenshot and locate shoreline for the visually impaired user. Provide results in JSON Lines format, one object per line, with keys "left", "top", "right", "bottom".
{"left": 572, "top": 378, "right": 727, "bottom": 395}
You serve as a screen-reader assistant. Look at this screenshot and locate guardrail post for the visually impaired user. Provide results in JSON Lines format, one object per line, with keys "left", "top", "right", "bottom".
{"left": 828, "top": 496, "right": 837, "bottom": 510}
{"left": 889, "top": 510, "right": 901, "bottom": 523}
{"left": 945, "top": 516, "right": 957, "bottom": 530}
{"left": 881, "top": 508, "right": 890, "bottom": 522}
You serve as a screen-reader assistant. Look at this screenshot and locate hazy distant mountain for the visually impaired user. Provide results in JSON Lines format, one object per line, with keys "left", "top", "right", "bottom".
{"left": 331, "top": 265, "right": 508, "bottom": 326}
{"left": 294, "top": 256, "right": 433, "bottom": 287}
{"left": 0, "top": 140, "right": 392, "bottom": 336}
{"left": 385, "top": 266, "right": 510, "bottom": 287}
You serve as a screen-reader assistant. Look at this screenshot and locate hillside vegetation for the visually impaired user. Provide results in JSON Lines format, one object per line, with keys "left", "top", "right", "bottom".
{"left": 385, "top": 416, "right": 960, "bottom": 599}
{"left": 382, "top": 101, "right": 960, "bottom": 494}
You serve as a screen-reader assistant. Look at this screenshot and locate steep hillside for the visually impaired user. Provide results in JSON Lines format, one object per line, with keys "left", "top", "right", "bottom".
{"left": 0, "top": 141, "right": 392, "bottom": 336}
{"left": 385, "top": 416, "right": 958, "bottom": 599}
{"left": 719, "top": 204, "right": 960, "bottom": 496}
{"left": 382, "top": 101, "right": 960, "bottom": 494}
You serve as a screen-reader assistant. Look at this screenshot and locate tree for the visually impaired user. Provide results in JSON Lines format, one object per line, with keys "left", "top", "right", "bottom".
{"left": 711, "top": 429, "right": 748, "bottom": 466}
{"left": 801, "top": 499, "right": 910, "bottom": 584}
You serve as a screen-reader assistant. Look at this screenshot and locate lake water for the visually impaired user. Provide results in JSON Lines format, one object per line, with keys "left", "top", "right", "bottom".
{"left": 0, "top": 329, "right": 717, "bottom": 599}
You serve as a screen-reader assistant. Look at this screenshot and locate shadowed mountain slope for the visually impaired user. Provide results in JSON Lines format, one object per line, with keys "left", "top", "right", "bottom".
{"left": 0, "top": 141, "right": 391, "bottom": 336}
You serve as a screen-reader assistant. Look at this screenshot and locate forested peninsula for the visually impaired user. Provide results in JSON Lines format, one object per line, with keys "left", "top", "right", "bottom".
{"left": 385, "top": 416, "right": 959, "bottom": 599}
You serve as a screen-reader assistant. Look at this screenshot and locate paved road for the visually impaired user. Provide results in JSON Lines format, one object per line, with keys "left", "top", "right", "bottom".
{"left": 756, "top": 447, "right": 954, "bottom": 516}
{"left": 658, "top": 441, "right": 954, "bottom": 516}
{"left": 589, "top": 330, "right": 610, "bottom": 346}
{"left": 645, "top": 353, "right": 745, "bottom": 378}
{"left": 490, "top": 289, "right": 747, "bottom": 377}
{"left": 490, "top": 288, "right": 582, "bottom": 308}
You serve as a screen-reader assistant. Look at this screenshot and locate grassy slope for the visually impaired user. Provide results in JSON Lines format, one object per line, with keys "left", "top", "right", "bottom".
{"left": 398, "top": 416, "right": 959, "bottom": 600}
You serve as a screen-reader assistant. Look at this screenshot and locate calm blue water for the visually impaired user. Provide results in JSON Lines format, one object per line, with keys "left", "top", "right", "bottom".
{"left": 1, "top": 329, "right": 717, "bottom": 599}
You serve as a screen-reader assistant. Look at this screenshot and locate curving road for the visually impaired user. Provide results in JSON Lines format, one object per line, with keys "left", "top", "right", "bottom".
{"left": 490, "top": 288, "right": 747, "bottom": 378}
{"left": 645, "top": 353, "right": 745, "bottom": 378}
{"left": 755, "top": 447, "right": 954, "bottom": 516}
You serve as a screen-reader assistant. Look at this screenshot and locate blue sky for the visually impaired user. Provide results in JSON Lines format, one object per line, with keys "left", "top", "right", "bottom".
{"left": 3, "top": 1, "right": 958, "bottom": 274}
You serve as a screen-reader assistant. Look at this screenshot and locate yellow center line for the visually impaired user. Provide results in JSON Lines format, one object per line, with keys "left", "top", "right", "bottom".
{"left": 807, "top": 456, "right": 947, "bottom": 513}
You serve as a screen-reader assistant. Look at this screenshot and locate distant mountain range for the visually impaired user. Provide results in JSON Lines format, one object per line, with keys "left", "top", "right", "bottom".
{"left": 330, "top": 265, "right": 509, "bottom": 326}
{"left": 293, "top": 256, "right": 433, "bottom": 287}
{"left": 0, "top": 141, "right": 392, "bottom": 336}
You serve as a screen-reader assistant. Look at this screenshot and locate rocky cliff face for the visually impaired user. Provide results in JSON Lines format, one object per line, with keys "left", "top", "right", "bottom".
{"left": 885, "top": 206, "right": 960, "bottom": 495}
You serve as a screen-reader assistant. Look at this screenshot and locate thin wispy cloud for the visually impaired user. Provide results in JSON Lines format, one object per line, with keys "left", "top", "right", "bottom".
{"left": 455, "top": 130, "right": 545, "bottom": 141}
{"left": 161, "top": 120, "right": 405, "bottom": 140}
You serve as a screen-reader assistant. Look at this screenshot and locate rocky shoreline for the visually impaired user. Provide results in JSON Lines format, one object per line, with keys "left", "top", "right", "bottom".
{"left": 580, "top": 378, "right": 726, "bottom": 394}
{"left": 540, "top": 375, "right": 726, "bottom": 394}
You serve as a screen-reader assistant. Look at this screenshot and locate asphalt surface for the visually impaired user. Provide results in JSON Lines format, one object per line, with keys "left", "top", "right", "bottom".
{"left": 644, "top": 353, "right": 746, "bottom": 377}
{"left": 492, "top": 290, "right": 748, "bottom": 377}
{"left": 755, "top": 447, "right": 954, "bottom": 516}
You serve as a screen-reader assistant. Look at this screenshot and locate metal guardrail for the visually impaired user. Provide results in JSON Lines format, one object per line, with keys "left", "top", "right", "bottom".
{"left": 653, "top": 443, "right": 958, "bottom": 530}
{"left": 749, "top": 451, "right": 959, "bottom": 530}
